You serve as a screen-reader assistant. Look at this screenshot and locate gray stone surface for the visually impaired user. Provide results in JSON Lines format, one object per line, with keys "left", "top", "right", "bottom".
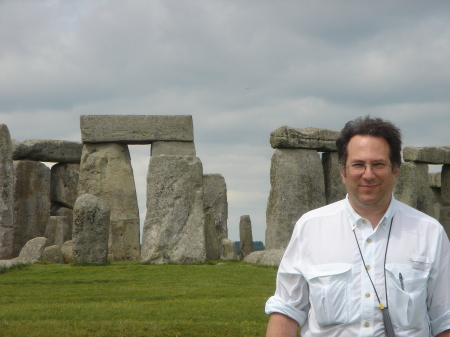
{"left": 61, "top": 240, "right": 74, "bottom": 264}
{"left": 42, "top": 245, "right": 64, "bottom": 263}
{"left": 72, "top": 194, "right": 110, "bottom": 265}
{"left": 429, "top": 172, "right": 441, "bottom": 188}
{"left": 403, "top": 146, "right": 450, "bottom": 165}
{"left": 394, "top": 162, "right": 437, "bottom": 218}
{"left": 270, "top": 126, "right": 341, "bottom": 151}
{"left": 141, "top": 155, "right": 206, "bottom": 264}
{"left": 266, "top": 149, "right": 326, "bottom": 250}
{"left": 221, "top": 238, "right": 237, "bottom": 260}
{"left": 78, "top": 143, "right": 140, "bottom": 261}
{"left": 204, "top": 214, "right": 220, "bottom": 261}
{"left": 0, "top": 227, "right": 13, "bottom": 260}
{"left": 203, "top": 174, "right": 228, "bottom": 248}
{"left": 151, "top": 141, "right": 196, "bottom": 156}
{"left": 239, "top": 215, "right": 253, "bottom": 259}
{"left": 13, "top": 139, "right": 82, "bottom": 163}
{"left": 18, "top": 237, "right": 47, "bottom": 263}
{"left": 44, "top": 216, "right": 69, "bottom": 247}
{"left": 51, "top": 206, "right": 74, "bottom": 239}
{"left": 0, "top": 125, "right": 14, "bottom": 259}
{"left": 244, "top": 249, "right": 285, "bottom": 267}
{"left": 13, "top": 160, "right": 51, "bottom": 257}
{"left": 442, "top": 165, "right": 450, "bottom": 204}
{"left": 322, "top": 152, "right": 346, "bottom": 204}
{"left": 0, "top": 258, "right": 20, "bottom": 269}
{"left": 51, "top": 163, "right": 80, "bottom": 209}
{"left": 80, "top": 115, "right": 194, "bottom": 144}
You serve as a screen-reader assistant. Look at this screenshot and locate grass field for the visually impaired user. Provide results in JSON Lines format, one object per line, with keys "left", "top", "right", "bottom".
{"left": 0, "top": 261, "right": 277, "bottom": 337}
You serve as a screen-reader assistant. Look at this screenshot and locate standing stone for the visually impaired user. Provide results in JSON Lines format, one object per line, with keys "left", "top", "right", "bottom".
{"left": 18, "top": 237, "right": 47, "bottom": 263}
{"left": 51, "top": 206, "right": 74, "bottom": 240}
{"left": 141, "top": 155, "right": 206, "bottom": 264}
{"left": 44, "top": 216, "right": 69, "bottom": 247}
{"left": 239, "top": 215, "right": 253, "bottom": 259}
{"left": 78, "top": 143, "right": 140, "bottom": 261}
{"left": 394, "top": 162, "right": 436, "bottom": 218}
{"left": 266, "top": 149, "right": 326, "bottom": 250}
{"left": 221, "top": 238, "right": 237, "bottom": 260}
{"left": 441, "top": 165, "right": 450, "bottom": 204}
{"left": 322, "top": 152, "right": 346, "bottom": 204}
{"left": 204, "top": 214, "right": 220, "bottom": 260}
{"left": 151, "top": 141, "right": 196, "bottom": 156}
{"left": 203, "top": 174, "right": 228, "bottom": 253}
{"left": 72, "top": 194, "right": 110, "bottom": 265}
{"left": 61, "top": 240, "right": 74, "bottom": 264}
{"left": 13, "top": 160, "right": 51, "bottom": 257}
{"left": 0, "top": 125, "right": 14, "bottom": 259}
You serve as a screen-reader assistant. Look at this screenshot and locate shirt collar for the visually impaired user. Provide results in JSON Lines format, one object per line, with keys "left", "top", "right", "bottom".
{"left": 345, "top": 194, "right": 397, "bottom": 231}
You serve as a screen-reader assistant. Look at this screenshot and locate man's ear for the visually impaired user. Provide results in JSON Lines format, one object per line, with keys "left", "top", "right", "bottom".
{"left": 339, "top": 165, "right": 346, "bottom": 182}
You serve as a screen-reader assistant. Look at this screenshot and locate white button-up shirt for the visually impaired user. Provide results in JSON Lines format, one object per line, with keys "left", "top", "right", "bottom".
{"left": 266, "top": 196, "right": 450, "bottom": 336}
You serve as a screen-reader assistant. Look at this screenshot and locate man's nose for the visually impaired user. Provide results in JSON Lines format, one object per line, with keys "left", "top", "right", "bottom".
{"left": 362, "top": 165, "right": 376, "bottom": 178}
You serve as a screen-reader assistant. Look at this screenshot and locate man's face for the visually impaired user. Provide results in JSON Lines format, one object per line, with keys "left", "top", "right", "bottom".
{"left": 340, "top": 135, "right": 399, "bottom": 212}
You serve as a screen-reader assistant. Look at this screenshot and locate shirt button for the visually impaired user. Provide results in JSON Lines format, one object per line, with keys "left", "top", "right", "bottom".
{"left": 382, "top": 223, "right": 386, "bottom": 227}
{"left": 366, "top": 238, "right": 372, "bottom": 243}
{"left": 365, "top": 293, "right": 370, "bottom": 298}
{"left": 366, "top": 265, "right": 371, "bottom": 270}
{"left": 364, "top": 322, "right": 370, "bottom": 327}
{"left": 362, "top": 219, "right": 367, "bottom": 224}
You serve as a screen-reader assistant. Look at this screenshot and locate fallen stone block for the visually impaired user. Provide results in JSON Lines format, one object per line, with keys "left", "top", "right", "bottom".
{"left": 244, "top": 249, "right": 285, "bottom": 267}
{"left": 18, "top": 237, "right": 47, "bottom": 263}
{"left": 42, "top": 245, "right": 64, "bottom": 264}
{"left": 80, "top": 115, "right": 194, "bottom": 144}
{"left": 13, "top": 139, "right": 82, "bottom": 163}
{"left": 270, "top": 126, "right": 341, "bottom": 151}
{"left": 61, "top": 240, "right": 74, "bottom": 264}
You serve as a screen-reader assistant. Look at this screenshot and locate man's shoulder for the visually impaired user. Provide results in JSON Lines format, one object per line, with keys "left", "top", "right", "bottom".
{"left": 300, "top": 199, "right": 346, "bottom": 222}
{"left": 395, "top": 199, "right": 442, "bottom": 228}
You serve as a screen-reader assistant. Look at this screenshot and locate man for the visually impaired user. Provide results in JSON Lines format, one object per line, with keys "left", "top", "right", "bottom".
{"left": 265, "top": 116, "right": 450, "bottom": 336}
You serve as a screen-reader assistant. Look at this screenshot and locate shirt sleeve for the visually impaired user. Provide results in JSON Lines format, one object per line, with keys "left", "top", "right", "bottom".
{"left": 265, "top": 221, "right": 310, "bottom": 327}
{"left": 428, "top": 227, "right": 450, "bottom": 336}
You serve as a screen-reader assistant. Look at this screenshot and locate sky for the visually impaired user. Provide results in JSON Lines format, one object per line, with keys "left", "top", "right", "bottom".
{"left": 1, "top": 1, "right": 450, "bottom": 243}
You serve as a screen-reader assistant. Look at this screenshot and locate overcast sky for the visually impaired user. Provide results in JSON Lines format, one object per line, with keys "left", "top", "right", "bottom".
{"left": 1, "top": 1, "right": 450, "bottom": 243}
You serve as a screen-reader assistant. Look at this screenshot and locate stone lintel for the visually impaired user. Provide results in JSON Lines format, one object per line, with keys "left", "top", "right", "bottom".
{"left": 270, "top": 126, "right": 341, "bottom": 151}
{"left": 403, "top": 146, "right": 450, "bottom": 165}
{"left": 151, "top": 141, "right": 196, "bottom": 156}
{"left": 13, "top": 139, "right": 82, "bottom": 163}
{"left": 80, "top": 115, "right": 194, "bottom": 144}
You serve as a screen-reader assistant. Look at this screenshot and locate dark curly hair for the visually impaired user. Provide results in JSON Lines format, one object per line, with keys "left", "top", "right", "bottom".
{"left": 336, "top": 116, "right": 402, "bottom": 171}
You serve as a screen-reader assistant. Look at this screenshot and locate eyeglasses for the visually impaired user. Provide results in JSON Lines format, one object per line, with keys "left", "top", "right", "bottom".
{"left": 345, "top": 162, "right": 392, "bottom": 175}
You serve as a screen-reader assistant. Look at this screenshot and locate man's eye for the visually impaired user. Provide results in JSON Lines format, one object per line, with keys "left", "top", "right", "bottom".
{"left": 372, "top": 163, "right": 386, "bottom": 169}
{"left": 351, "top": 163, "right": 365, "bottom": 168}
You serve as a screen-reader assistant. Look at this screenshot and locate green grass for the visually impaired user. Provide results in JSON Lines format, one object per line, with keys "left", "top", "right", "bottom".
{"left": 0, "top": 261, "right": 277, "bottom": 336}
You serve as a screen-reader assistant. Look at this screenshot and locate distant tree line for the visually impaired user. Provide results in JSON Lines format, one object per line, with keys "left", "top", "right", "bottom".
{"left": 234, "top": 241, "right": 265, "bottom": 256}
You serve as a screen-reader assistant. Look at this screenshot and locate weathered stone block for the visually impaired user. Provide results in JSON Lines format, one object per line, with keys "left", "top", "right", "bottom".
{"left": 151, "top": 141, "right": 196, "bottom": 156}
{"left": 322, "top": 152, "right": 346, "bottom": 204}
{"left": 270, "top": 126, "right": 341, "bottom": 151}
{"left": 266, "top": 149, "right": 326, "bottom": 250}
{"left": 429, "top": 172, "right": 441, "bottom": 188}
{"left": 442, "top": 165, "right": 450, "bottom": 204}
{"left": 51, "top": 206, "right": 73, "bottom": 239}
{"left": 0, "top": 227, "right": 13, "bottom": 260}
{"left": 44, "top": 216, "right": 69, "bottom": 247}
{"left": 239, "top": 215, "right": 253, "bottom": 259}
{"left": 18, "top": 237, "right": 47, "bottom": 263}
{"left": 51, "top": 163, "right": 80, "bottom": 208}
{"left": 204, "top": 214, "right": 220, "bottom": 261}
{"left": 80, "top": 115, "right": 194, "bottom": 144}
{"left": 13, "top": 160, "right": 51, "bottom": 257}
{"left": 403, "top": 147, "right": 450, "bottom": 165}
{"left": 394, "top": 162, "right": 436, "bottom": 218}
{"left": 13, "top": 139, "right": 82, "bottom": 163}
{"left": 73, "top": 194, "right": 110, "bottom": 265}
{"left": 61, "top": 240, "right": 74, "bottom": 264}
{"left": 221, "top": 238, "right": 237, "bottom": 260}
{"left": 42, "top": 245, "right": 64, "bottom": 264}
{"left": 141, "top": 155, "right": 205, "bottom": 264}
{"left": 78, "top": 143, "right": 140, "bottom": 261}
{"left": 244, "top": 249, "right": 285, "bottom": 267}
{"left": 203, "top": 174, "right": 228, "bottom": 247}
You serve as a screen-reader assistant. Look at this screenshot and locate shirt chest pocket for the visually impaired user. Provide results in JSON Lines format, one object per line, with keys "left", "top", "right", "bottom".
{"left": 306, "top": 263, "right": 353, "bottom": 327}
{"left": 385, "top": 263, "right": 429, "bottom": 329}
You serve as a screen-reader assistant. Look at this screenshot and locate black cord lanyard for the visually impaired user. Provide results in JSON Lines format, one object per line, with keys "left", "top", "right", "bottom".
{"left": 352, "top": 216, "right": 396, "bottom": 337}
